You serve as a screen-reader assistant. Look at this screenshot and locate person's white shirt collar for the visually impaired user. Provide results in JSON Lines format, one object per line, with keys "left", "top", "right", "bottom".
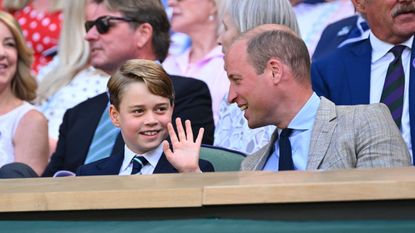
{"left": 120, "top": 143, "right": 164, "bottom": 175}
{"left": 370, "top": 32, "right": 413, "bottom": 63}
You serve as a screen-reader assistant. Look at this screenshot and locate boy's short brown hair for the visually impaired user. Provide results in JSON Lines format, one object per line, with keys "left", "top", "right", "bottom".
{"left": 108, "top": 59, "right": 175, "bottom": 110}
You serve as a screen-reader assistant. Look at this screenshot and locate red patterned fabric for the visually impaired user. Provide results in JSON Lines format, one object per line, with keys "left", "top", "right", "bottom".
{"left": 12, "top": 3, "right": 62, "bottom": 74}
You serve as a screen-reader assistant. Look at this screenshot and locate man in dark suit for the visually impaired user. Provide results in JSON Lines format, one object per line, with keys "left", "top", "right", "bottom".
{"left": 42, "top": 0, "right": 214, "bottom": 177}
{"left": 311, "top": 0, "right": 415, "bottom": 161}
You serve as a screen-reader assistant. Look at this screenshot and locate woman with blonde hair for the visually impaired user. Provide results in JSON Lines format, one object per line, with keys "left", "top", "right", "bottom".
{"left": 0, "top": 11, "right": 48, "bottom": 176}
{"left": 35, "top": 0, "right": 109, "bottom": 154}
{"left": 214, "top": 0, "right": 300, "bottom": 154}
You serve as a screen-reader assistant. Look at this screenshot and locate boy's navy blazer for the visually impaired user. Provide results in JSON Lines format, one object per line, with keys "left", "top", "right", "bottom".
{"left": 311, "top": 38, "right": 415, "bottom": 159}
{"left": 43, "top": 75, "right": 215, "bottom": 177}
{"left": 76, "top": 149, "right": 214, "bottom": 176}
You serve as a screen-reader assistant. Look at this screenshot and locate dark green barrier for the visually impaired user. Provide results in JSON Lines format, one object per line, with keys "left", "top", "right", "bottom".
{"left": 1, "top": 219, "right": 415, "bottom": 233}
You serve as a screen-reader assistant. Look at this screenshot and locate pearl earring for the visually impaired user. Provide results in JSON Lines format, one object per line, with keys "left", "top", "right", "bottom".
{"left": 208, "top": 15, "right": 214, "bottom": 21}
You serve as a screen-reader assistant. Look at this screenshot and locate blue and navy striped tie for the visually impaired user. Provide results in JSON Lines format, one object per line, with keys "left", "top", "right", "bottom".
{"left": 131, "top": 156, "right": 149, "bottom": 174}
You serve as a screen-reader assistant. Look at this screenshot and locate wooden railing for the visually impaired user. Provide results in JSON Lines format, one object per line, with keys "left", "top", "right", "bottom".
{"left": 1, "top": 167, "right": 415, "bottom": 220}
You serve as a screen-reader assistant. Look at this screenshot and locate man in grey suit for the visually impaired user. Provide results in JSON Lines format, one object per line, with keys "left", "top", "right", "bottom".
{"left": 224, "top": 24, "right": 411, "bottom": 171}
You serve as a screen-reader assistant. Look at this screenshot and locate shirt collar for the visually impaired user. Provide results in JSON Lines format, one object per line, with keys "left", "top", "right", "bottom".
{"left": 121, "top": 143, "right": 164, "bottom": 171}
{"left": 370, "top": 33, "right": 413, "bottom": 63}
{"left": 286, "top": 92, "right": 320, "bottom": 131}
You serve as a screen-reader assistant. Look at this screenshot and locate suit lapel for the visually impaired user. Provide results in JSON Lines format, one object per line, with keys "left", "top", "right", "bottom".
{"left": 307, "top": 97, "right": 337, "bottom": 169}
{"left": 255, "top": 130, "right": 278, "bottom": 170}
{"left": 94, "top": 152, "right": 124, "bottom": 175}
{"left": 241, "top": 129, "right": 277, "bottom": 171}
{"left": 154, "top": 153, "right": 178, "bottom": 173}
{"left": 409, "top": 39, "right": 415, "bottom": 159}
{"left": 346, "top": 39, "right": 372, "bottom": 104}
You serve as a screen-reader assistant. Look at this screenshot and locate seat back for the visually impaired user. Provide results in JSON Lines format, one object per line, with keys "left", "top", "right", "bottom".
{"left": 200, "top": 144, "right": 246, "bottom": 172}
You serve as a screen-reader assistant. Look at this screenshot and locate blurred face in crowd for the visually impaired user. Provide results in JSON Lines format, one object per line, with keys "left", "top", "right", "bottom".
{"left": 225, "top": 41, "right": 275, "bottom": 129}
{"left": 84, "top": 2, "right": 139, "bottom": 75}
{"left": 110, "top": 82, "right": 173, "bottom": 155}
{"left": 0, "top": 21, "right": 17, "bottom": 90}
{"left": 168, "top": 0, "right": 216, "bottom": 34}
{"left": 354, "top": 0, "right": 415, "bottom": 43}
{"left": 217, "top": 13, "right": 240, "bottom": 54}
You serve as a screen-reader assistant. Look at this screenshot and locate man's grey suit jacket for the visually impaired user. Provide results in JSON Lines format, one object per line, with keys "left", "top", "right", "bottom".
{"left": 241, "top": 97, "right": 411, "bottom": 171}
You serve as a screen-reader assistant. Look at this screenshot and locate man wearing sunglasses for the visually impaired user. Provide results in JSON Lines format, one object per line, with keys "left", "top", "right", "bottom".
{"left": 42, "top": 0, "right": 215, "bottom": 177}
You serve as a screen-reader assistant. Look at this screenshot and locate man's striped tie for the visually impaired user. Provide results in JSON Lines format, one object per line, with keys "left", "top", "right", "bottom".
{"left": 380, "top": 45, "right": 406, "bottom": 129}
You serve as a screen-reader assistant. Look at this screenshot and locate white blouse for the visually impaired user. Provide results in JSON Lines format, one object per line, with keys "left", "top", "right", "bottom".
{"left": 37, "top": 66, "right": 109, "bottom": 140}
{"left": 0, "top": 102, "right": 36, "bottom": 166}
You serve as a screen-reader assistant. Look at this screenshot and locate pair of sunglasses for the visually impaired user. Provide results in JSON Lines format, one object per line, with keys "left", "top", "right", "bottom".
{"left": 84, "top": 15, "right": 137, "bottom": 34}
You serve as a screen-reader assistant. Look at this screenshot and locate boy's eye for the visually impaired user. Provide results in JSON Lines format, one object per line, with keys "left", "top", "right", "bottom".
{"left": 155, "top": 106, "right": 168, "bottom": 113}
{"left": 133, "top": 109, "right": 144, "bottom": 114}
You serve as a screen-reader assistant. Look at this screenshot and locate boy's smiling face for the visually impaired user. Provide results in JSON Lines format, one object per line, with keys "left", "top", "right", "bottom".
{"left": 109, "top": 81, "right": 173, "bottom": 154}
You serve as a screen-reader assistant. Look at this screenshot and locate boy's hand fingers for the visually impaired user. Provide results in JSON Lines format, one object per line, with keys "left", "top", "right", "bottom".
{"left": 167, "top": 122, "right": 178, "bottom": 144}
{"left": 195, "top": 128, "right": 204, "bottom": 146}
{"left": 162, "top": 140, "right": 173, "bottom": 158}
{"left": 176, "top": 117, "right": 187, "bottom": 141}
{"left": 185, "top": 120, "right": 193, "bottom": 141}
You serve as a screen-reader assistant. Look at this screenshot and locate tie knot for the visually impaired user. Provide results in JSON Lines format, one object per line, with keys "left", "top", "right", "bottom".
{"left": 390, "top": 45, "right": 406, "bottom": 58}
{"left": 133, "top": 156, "right": 148, "bottom": 166}
{"left": 131, "top": 156, "right": 149, "bottom": 174}
{"left": 280, "top": 128, "right": 293, "bottom": 138}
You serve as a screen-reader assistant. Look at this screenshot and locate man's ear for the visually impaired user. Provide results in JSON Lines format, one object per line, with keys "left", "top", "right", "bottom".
{"left": 351, "top": 0, "right": 366, "bottom": 14}
{"left": 267, "top": 58, "right": 283, "bottom": 84}
{"left": 135, "top": 23, "right": 153, "bottom": 48}
{"left": 109, "top": 104, "right": 121, "bottom": 128}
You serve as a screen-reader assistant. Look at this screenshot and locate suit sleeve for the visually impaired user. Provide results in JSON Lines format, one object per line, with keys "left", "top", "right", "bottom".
{"left": 42, "top": 109, "right": 72, "bottom": 177}
{"left": 199, "top": 159, "right": 214, "bottom": 172}
{"left": 354, "top": 104, "right": 411, "bottom": 167}
{"left": 172, "top": 76, "right": 215, "bottom": 145}
{"left": 75, "top": 166, "right": 83, "bottom": 176}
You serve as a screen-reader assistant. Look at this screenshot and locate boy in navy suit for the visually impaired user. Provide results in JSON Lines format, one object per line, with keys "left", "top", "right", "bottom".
{"left": 76, "top": 59, "right": 213, "bottom": 176}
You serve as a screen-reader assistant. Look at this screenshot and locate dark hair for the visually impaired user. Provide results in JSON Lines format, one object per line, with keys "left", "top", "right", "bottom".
{"left": 92, "top": 0, "right": 170, "bottom": 62}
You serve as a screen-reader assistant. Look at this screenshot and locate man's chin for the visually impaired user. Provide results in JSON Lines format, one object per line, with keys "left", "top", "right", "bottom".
{"left": 247, "top": 120, "right": 260, "bottom": 129}
{"left": 247, "top": 118, "right": 271, "bottom": 129}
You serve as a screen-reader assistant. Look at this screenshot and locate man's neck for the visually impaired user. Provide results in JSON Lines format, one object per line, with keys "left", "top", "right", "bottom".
{"left": 276, "top": 88, "right": 313, "bottom": 129}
